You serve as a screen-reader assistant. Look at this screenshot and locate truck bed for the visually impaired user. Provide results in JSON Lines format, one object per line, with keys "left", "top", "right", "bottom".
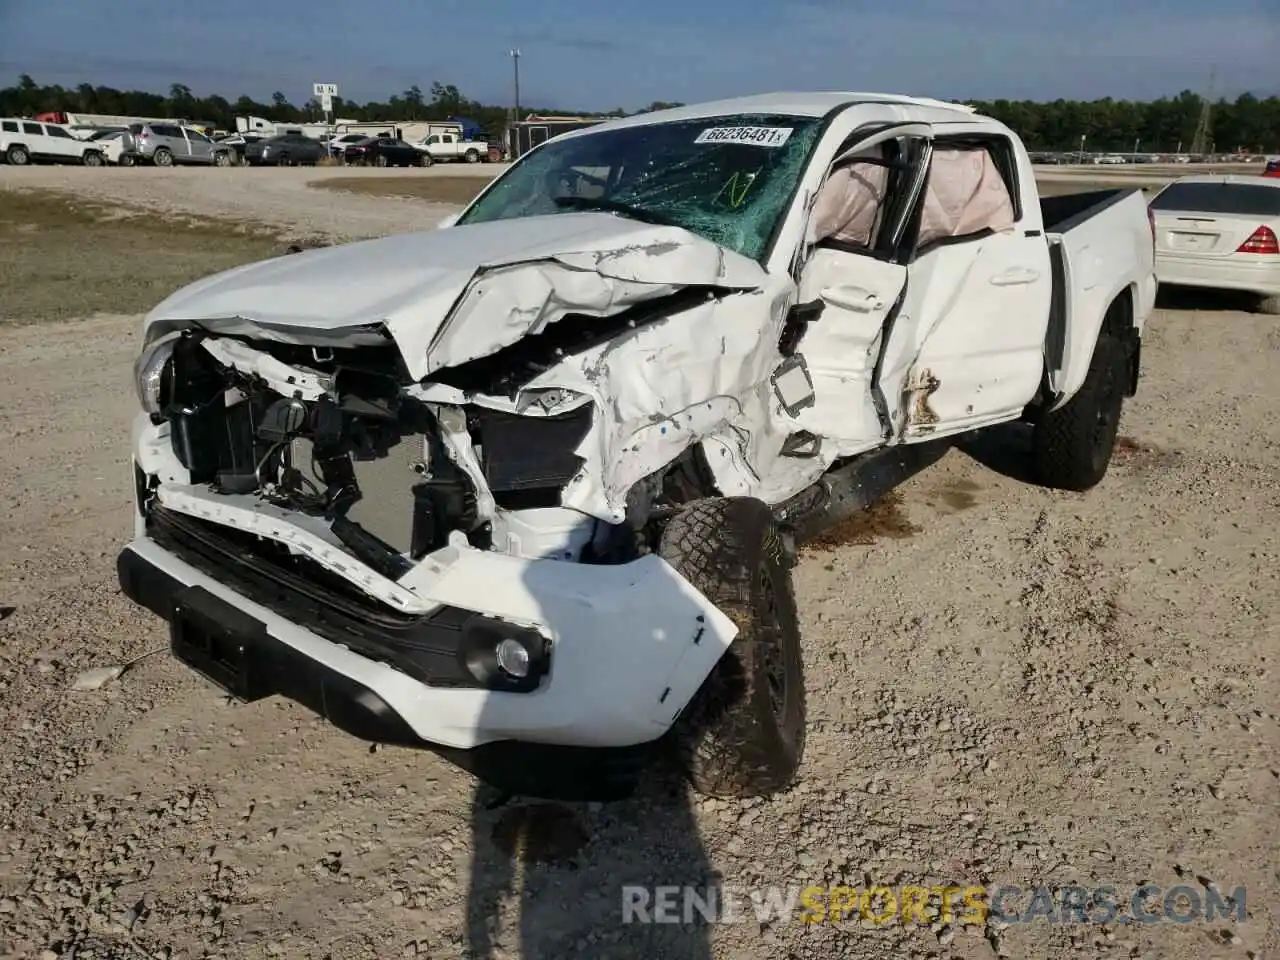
{"left": 1040, "top": 188, "right": 1141, "bottom": 234}
{"left": 1039, "top": 185, "right": 1155, "bottom": 404}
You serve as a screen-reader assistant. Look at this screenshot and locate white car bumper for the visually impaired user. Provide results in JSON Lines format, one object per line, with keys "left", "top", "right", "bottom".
{"left": 117, "top": 493, "right": 737, "bottom": 761}
{"left": 1155, "top": 253, "right": 1280, "bottom": 297}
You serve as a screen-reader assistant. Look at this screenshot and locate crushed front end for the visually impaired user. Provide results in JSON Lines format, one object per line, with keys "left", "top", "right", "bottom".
{"left": 118, "top": 328, "right": 738, "bottom": 799}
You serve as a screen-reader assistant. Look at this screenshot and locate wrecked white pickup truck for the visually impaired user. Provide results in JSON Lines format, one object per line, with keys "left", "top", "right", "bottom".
{"left": 118, "top": 93, "right": 1156, "bottom": 801}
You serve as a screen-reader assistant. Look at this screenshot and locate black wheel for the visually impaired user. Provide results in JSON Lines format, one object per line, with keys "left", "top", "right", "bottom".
{"left": 277, "top": 152, "right": 291, "bottom": 167}
{"left": 7, "top": 144, "right": 30, "bottom": 166}
{"left": 375, "top": 153, "right": 389, "bottom": 167}
{"left": 152, "top": 148, "right": 172, "bottom": 167}
{"left": 1033, "top": 332, "right": 1128, "bottom": 491}
{"left": 213, "top": 151, "right": 231, "bottom": 167}
{"left": 422, "top": 152, "right": 434, "bottom": 167}
{"left": 658, "top": 497, "right": 806, "bottom": 798}
{"left": 82, "top": 151, "right": 103, "bottom": 167}
{"left": 1258, "top": 294, "right": 1280, "bottom": 315}
{"left": 119, "top": 153, "right": 136, "bottom": 167}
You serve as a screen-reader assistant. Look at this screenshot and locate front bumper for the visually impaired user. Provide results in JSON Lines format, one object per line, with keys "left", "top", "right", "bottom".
{"left": 117, "top": 498, "right": 736, "bottom": 785}
{"left": 118, "top": 546, "right": 678, "bottom": 799}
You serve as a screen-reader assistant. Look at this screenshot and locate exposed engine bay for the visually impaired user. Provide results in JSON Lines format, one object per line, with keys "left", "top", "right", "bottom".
{"left": 149, "top": 329, "right": 678, "bottom": 581}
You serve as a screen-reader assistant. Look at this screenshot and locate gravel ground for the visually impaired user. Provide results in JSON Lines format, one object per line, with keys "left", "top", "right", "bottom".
{"left": 0, "top": 165, "right": 1277, "bottom": 960}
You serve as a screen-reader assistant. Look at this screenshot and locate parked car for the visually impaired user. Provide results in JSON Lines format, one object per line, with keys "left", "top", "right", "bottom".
{"left": 344, "top": 136, "right": 424, "bottom": 167}
{"left": 86, "top": 128, "right": 137, "bottom": 166}
{"left": 327, "top": 133, "right": 369, "bottom": 159}
{"left": 1149, "top": 175, "right": 1280, "bottom": 314}
{"left": 1262, "top": 159, "right": 1280, "bottom": 178}
{"left": 214, "top": 133, "right": 264, "bottom": 165}
{"left": 128, "top": 123, "right": 234, "bottom": 166}
{"left": 243, "top": 134, "right": 328, "bottom": 166}
{"left": 0, "top": 117, "right": 109, "bottom": 165}
{"left": 119, "top": 92, "right": 1155, "bottom": 802}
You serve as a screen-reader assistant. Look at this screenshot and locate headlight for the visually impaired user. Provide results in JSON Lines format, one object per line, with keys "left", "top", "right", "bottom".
{"left": 133, "top": 337, "right": 177, "bottom": 415}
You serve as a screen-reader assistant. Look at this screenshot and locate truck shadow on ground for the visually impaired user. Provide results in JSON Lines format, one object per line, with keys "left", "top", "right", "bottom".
{"left": 464, "top": 756, "right": 716, "bottom": 959}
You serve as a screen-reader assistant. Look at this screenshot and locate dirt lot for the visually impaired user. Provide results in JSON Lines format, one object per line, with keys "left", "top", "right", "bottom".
{"left": 0, "top": 167, "right": 1276, "bottom": 960}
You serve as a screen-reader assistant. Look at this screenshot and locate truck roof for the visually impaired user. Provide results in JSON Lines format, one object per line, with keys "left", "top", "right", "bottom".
{"left": 594, "top": 92, "right": 980, "bottom": 129}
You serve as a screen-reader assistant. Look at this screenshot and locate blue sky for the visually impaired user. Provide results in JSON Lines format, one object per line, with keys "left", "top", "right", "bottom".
{"left": 1, "top": 0, "right": 1276, "bottom": 110}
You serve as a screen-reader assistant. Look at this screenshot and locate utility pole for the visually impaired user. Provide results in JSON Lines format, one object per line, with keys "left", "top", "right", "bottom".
{"left": 509, "top": 48, "right": 521, "bottom": 160}
{"left": 510, "top": 49, "right": 521, "bottom": 123}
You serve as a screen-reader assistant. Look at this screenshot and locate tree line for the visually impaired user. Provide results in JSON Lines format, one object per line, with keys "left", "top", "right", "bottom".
{"left": 2, "top": 75, "right": 1277, "bottom": 152}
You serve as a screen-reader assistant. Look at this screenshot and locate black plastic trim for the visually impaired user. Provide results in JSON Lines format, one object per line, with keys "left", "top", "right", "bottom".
{"left": 1040, "top": 188, "right": 1139, "bottom": 235}
{"left": 143, "top": 506, "right": 545, "bottom": 691}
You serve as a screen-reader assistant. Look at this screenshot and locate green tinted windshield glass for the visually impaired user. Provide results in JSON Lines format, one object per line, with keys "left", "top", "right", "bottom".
{"left": 458, "top": 114, "right": 824, "bottom": 262}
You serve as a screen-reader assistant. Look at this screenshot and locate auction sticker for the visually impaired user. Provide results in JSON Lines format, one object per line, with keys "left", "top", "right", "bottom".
{"left": 694, "top": 126, "right": 793, "bottom": 147}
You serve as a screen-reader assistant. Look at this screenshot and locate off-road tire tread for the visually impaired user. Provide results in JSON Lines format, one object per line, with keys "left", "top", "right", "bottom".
{"left": 1033, "top": 332, "right": 1126, "bottom": 491}
{"left": 659, "top": 497, "right": 805, "bottom": 798}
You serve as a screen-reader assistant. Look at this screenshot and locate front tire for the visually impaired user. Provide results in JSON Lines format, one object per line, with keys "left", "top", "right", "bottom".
{"left": 82, "top": 151, "right": 103, "bottom": 167}
{"left": 7, "top": 145, "right": 30, "bottom": 166}
{"left": 659, "top": 497, "right": 806, "bottom": 798}
{"left": 213, "top": 151, "right": 231, "bottom": 167}
{"left": 375, "top": 153, "right": 389, "bottom": 167}
{"left": 1032, "top": 332, "right": 1127, "bottom": 490}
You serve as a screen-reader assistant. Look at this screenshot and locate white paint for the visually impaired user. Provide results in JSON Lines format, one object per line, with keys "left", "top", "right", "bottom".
{"left": 126, "top": 92, "right": 1158, "bottom": 753}
{"left": 120, "top": 533, "right": 736, "bottom": 749}
{"left": 141, "top": 212, "right": 767, "bottom": 382}
{"left": 694, "top": 126, "right": 793, "bottom": 148}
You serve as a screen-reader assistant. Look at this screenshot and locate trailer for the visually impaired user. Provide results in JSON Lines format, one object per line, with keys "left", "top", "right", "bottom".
{"left": 507, "top": 116, "right": 605, "bottom": 159}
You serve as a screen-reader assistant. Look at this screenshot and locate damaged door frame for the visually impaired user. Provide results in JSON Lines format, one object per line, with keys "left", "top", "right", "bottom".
{"left": 787, "top": 121, "right": 937, "bottom": 444}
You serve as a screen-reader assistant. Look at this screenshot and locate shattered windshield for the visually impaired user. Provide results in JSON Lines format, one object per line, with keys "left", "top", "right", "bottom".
{"left": 457, "top": 114, "right": 824, "bottom": 262}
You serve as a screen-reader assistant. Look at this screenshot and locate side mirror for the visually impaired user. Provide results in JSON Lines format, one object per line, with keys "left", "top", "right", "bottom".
{"left": 436, "top": 214, "right": 459, "bottom": 230}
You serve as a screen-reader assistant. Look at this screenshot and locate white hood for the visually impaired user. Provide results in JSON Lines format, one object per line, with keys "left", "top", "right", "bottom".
{"left": 143, "top": 212, "right": 768, "bottom": 381}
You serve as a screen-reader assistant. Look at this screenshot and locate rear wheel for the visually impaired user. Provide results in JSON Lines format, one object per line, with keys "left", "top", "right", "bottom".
{"left": 1258, "top": 294, "right": 1280, "bottom": 316}
{"left": 82, "top": 150, "right": 103, "bottom": 167}
{"left": 464, "top": 148, "right": 480, "bottom": 163}
{"left": 277, "top": 152, "right": 292, "bottom": 167}
{"left": 152, "top": 148, "right": 172, "bottom": 167}
{"left": 375, "top": 153, "right": 389, "bottom": 167}
{"left": 118, "top": 153, "right": 135, "bottom": 168}
{"left": 1032, "top": 332, "right": 1127, "bottom": 491}
{"left": 213, "top": 151, "right": 231, "bottom": 167}
{"left": 659, "top": 497, "right": 806, "bottom": 798}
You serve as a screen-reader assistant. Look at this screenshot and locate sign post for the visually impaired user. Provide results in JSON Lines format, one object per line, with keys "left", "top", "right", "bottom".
{"left": 313, "top": 82, "right": 338, "bottom": 130}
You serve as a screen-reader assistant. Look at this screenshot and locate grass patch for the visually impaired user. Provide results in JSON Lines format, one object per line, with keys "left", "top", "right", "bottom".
{"left": 310, "top": 175, "right": 492, "bottom": 205}
{"left": 0, "top": 189, "right": 289, "bottom": 325}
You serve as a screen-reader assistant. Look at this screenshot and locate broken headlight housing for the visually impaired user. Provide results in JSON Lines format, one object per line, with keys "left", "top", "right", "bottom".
{"left": 133, "top": 336, "right": 178, "bottom": 416}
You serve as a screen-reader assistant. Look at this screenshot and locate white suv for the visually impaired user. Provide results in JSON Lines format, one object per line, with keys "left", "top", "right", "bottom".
{"left": 0, "top": 118, "right": 107, "bottom": 166}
